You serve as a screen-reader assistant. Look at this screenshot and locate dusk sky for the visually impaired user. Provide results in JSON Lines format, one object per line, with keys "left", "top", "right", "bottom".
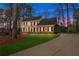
{"left": 28, "top": 3, "right": 57, "bottom": 17}
{"left": 0, "top": 3, "right": 79, "bottom": 18}
{"left": 0, "top": 3, "right": 64, "bottom": 18}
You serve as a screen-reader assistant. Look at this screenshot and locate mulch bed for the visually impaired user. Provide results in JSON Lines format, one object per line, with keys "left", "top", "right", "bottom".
{"left": 0, "top": 34, "right": 26, "bottom": 45}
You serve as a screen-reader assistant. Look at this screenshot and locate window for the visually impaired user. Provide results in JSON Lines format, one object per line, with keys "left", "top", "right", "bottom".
{"left": 51, "top": 27, "right": 54, "bottom": 31}
{"left": 32, "top": 21, "right": 34, "bottom": 26}
{"left": 34, "top": 27, "right": 35, "bottom": 32}
{"left": 35, "top": 21, "right": 37, "bottom": 25}
{"left": 37, "top": 20, "right": 40, "bottom": 24}
{"left": 44, "top": 27, "right": 48, "bottom": 32}
{"left": 27, "top": 22, "right": 31, "bottom": 26}
{"left": 35, "top": 27, "right": 37, "bottom": 32}
{"left": 33, "top": 21, "right": 37, "bottom": 25}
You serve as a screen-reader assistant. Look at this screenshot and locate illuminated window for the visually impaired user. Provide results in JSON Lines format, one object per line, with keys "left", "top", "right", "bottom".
{"left": 44, "top": 27, "right": 48, "bottom": 32}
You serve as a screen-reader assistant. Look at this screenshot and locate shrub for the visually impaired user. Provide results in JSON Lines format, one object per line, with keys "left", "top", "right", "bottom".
{"left": 54, "top": 24, "right": 61, "bottom": 34}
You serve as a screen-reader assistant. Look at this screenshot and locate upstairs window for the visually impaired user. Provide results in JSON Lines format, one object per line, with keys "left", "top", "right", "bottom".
{"left": 35, "top": 21, "right": 37, "bottom": 25}
{"left": 27, "top": 22, "right": 31, "bottom": 26}
{"left": 32, "top": 21, "right": 34, "bottom": 26}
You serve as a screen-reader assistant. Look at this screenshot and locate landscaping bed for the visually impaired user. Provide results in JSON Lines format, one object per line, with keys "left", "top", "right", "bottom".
{"left": 0, "top": 34, "right": 25, "bottom": 45}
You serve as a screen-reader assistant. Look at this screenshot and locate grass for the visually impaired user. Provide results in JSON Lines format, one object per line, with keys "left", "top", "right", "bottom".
{"left": 0, "top": 34, "right": 59, "bottom": 56}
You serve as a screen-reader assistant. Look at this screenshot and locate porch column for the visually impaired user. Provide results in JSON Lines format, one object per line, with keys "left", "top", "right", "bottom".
{"left": 35, "top": 27, "right": 37, "bottom": 32}
{"left": 49, "top": 26, "right": 51, "bottom": 32}
{"left": 38, "top": 27, "right": 40, "bottom": 32}
{"left": 22, "top": 28, "right": 23, "bottom": 32}
{"left": 29, "top": 27, "right": 31, "bottom": 32}
{"left": 41, "top": 27, "right": 43, "bottom": 32}
{"left": 26, "top": 27, "right": 28, "bottom": 32}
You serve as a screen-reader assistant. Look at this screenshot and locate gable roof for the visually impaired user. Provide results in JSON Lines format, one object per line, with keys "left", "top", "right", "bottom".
{"left": 38, "top": 18, "right": 57, "bottom": 25}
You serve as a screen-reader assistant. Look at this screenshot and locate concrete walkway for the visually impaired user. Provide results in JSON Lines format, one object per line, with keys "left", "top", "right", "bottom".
{"left": 11, "top": 34, "right": 79, "bottom": 56}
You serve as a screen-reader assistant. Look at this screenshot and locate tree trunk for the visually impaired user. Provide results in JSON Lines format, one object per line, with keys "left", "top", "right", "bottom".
{"left": 72, "top": 4, "right": 76, "bottom": 33}
{"left": 11, "top": 3, "right": 18, "bottom": 40}
{"left": 66, "top": 4, "right": 69, "bottom": 32}
{"left": 9, "top": 4, "right": 12, "bottom": 37}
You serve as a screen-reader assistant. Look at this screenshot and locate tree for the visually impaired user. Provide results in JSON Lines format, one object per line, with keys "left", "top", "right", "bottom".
{"left": 56, "top": 4, "right": 65, "bottom": 26}
{"left": 11, "top": 3, "right": 34, "bottom": 39}
{"left": 65, "top": 3, "right": 70, "bottom": 32}
{"left": 60, "top": 4, "right": 65, "bottom": 26}
{"left": 56, "top": 4, "right": 61, "bottom": 25}
{"left": 56, "top": 4, "right": 66, "bottom": 33}
{"left": 19, "top": 4, "right": 33, "bottom": 19}
{"left": 71, "top": 4, "right": 79, "bottom": 33}
{"left": 5, "top": 4, "right": 13, "bottom": 36}
{"left": 71, "top": 4, "right": 76, "bottom": 32}
{"left": 16, "top": 4, "right": 33, "bottom": 34}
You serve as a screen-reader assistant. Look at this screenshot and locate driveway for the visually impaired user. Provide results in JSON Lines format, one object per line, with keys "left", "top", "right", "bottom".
{"left": 11, "top": 34, "right": 79, "bottom": 56}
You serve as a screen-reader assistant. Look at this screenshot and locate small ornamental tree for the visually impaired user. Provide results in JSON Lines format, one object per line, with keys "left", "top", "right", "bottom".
{"left": 54, "top": 24, "right": 61, "bottom": 34}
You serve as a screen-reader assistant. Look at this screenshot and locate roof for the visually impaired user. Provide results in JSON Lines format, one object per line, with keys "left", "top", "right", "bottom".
{"left": 38, "top": 18, "right": 57, "bottom": 25}
{"left": 23, "top": 16, "right": 41, "bottom": 21}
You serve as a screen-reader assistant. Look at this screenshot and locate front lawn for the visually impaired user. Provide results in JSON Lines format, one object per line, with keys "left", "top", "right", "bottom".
{"left": 0, "top": 34, "right": 59, "bottom": 56}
